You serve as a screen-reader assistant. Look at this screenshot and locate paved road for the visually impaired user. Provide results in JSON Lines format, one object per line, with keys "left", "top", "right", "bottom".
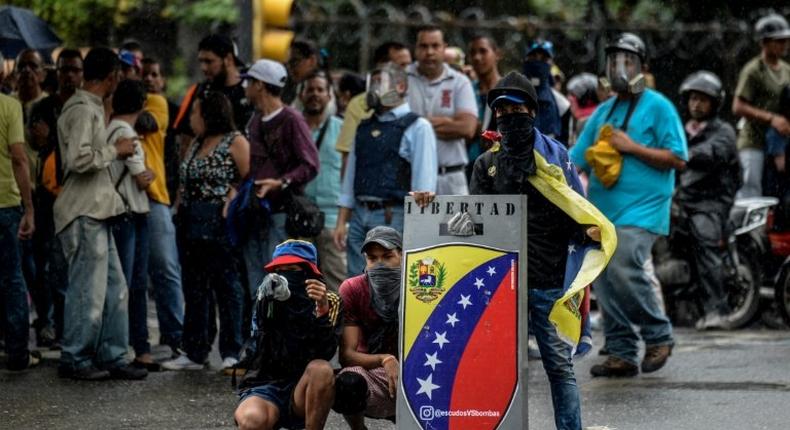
{"left": 2, "top": 327, "right": 790, "bottom": 429}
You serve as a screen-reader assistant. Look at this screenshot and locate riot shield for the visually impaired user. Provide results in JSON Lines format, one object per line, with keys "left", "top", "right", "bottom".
{"left": 397, "top": 195, "right": 528, "bottom": 430}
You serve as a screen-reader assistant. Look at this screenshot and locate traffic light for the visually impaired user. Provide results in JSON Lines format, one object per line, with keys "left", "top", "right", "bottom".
{"left": 253, "top": 0, "right": 295, "bottom": 62}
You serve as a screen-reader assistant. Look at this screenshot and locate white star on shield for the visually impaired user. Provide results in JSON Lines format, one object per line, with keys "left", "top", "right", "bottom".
{"left": 446, "top": 313, "right": 459, "bottom": 327}
{"left": 424, "top": 352, "right": 442, "bottom": 371}
{"left": 432, "top": 331, "right": 449, "bottom": 349}
{"left": 416, "top": 374, "right": 440, "bottom": 400}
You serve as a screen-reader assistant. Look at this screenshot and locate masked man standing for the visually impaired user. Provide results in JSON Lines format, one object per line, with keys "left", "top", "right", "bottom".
{"left": 471, "top": 72, "right": 616, "bottom": 430}
{"left": 333, "top": 63, "right": 437, "bottom": 277}
{"left": 569, "top": 33, "right": 688, "bottom": 378}
{"left": 333, "top": 227, "right": 403, "bottom": 430}
{"left": 675, "top": 71, "right": 740, "bottom": 330}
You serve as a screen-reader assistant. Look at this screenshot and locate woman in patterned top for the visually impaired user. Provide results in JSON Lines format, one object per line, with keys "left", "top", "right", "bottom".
{"left": 163, "top": 91, "right": 250, "bottom": 372}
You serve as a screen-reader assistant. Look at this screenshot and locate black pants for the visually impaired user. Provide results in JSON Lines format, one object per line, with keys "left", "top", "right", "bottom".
{"left": 685, "top": 211, "right": 730, "bottom": 315}
{"left": 179, "top": 235, "right": 244, "bottom": 363}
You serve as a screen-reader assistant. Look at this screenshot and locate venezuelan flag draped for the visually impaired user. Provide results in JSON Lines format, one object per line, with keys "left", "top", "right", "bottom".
{"left": 527, "top": 132, "right": 618, "bottom": 355}
{"left": 402, "top": 245, "right": 519, "bottom": 430}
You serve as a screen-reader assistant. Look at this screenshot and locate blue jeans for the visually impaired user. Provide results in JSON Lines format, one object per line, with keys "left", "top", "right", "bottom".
{"left": 0, "top": 207, "right": 32, "bottom": 369}
{"left": 58, "top": 216, "right": 129, "bottom": 371}
{"left": 346, "top": 204, "right": 404, "bottom": 277}
{"left": 180, "top": 235, "right": 244, "bottom": 363}
{"left": 147, "top": 201, "right": 184, "bottom": 348}
{"left": 530, "top": 288, "right": 582, "bottom": 430}
{"left": 594, "top": 227, "right": 674, "bottom": 365}
{"left": 242, "top": 212, "right": 287, "bottom": 299}
{"left": 113, "top": 212, "right": 151, "bottom": 355}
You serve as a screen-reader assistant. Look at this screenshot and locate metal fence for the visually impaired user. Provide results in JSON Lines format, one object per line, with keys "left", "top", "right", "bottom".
{"left": 291, "top": 1, "right": 790, "bottom": 110}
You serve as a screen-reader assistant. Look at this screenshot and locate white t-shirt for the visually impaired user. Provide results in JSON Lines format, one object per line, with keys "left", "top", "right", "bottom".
{"left": 406, "top": 63, "right": 478, "bottom": 167}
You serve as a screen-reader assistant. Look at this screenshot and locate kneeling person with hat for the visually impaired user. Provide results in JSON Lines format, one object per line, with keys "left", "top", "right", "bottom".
{"left": 234, "top": 240, "right": 342, "bottom": 430}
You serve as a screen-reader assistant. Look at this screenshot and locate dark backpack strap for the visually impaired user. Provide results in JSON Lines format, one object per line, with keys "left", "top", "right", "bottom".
{"left": 314, "top": 117, "right": 332, "bottom": 150}
{"left": 604, "top": 93, "right": 643, "bottom": 132}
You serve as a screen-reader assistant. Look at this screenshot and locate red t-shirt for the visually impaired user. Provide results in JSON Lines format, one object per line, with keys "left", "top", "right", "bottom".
{"left": 339, "top": 274, "right": 398, "bottom": 355}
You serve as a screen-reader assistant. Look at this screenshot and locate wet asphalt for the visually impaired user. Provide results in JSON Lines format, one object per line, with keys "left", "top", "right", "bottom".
{"left": 2, "top": 323, "right": 789, "bottom": 429}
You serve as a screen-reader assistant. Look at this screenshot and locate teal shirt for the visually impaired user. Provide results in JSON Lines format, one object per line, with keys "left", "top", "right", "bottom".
{"left": 304, "top": 115, "right": 343, "bottom": 229}
{"left": 569, "top": 89, "right": 688, "bottom": 235}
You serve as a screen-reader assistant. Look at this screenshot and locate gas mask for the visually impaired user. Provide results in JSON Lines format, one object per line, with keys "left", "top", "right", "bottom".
{"left": 365, "top": 69, "right": 403, "bottom": 112}
{"left": 603, "top": 51, "right": 645, "bottom": 95}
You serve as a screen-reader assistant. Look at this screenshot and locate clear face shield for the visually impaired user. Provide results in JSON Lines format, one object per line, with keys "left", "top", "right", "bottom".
{"left": 366, "top": 68, "right": 402, "bottom": 110}
{"left": 604, "top": 51, "right": 645, "bottom": 94}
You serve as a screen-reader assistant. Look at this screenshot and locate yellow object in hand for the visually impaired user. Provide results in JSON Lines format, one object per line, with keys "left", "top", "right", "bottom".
{"left": 584, "top": 124, "right": 623, "bottom": 188}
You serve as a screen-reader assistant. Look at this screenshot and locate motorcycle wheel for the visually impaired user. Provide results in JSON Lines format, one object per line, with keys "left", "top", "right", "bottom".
{"left": 726, "top": 253, "right": 762, "bottom": 328}
{"left": 776, "top": 272, "right": 790, "bottom": 326}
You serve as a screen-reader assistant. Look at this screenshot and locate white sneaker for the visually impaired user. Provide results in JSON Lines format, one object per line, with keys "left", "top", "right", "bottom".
{"left": 161, "top": 355, "right": 204, "bottom": 371}
{"left": 221, "top": 357, "right": 239, "bottom": 369}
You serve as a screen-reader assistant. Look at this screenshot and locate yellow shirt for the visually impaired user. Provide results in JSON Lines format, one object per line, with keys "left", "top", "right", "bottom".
{"left": 335, "top": 93, "right": 373, "bottom": 153}
{"left": 140, "top": 94, "right": 170, "bottom": 205}
{"left": 0, "top": 94, "right": 25, "bottom": 208}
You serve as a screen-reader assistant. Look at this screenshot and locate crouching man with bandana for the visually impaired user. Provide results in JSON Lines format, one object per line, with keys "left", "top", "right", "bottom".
{"left": 234, "top": 240, "right": 342, "bottom": 430}
{"left": 333, "top": 227, "right": 404, "bottom": 430}
{"left": 471, "top": 72, "right": 617, "bottom": 430}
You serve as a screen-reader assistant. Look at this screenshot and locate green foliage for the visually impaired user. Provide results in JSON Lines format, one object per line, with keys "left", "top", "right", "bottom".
{"left": 437, "top": 263, "right": 447, "bottom": 288}
{"left": 5, "top": 0, "right": 238, "bottom": 47}
{"left": 163, "top": 0, "right": 239, "bottom": 27}
{"left": 5, "top": 0, "right": 122, "bottom": 46}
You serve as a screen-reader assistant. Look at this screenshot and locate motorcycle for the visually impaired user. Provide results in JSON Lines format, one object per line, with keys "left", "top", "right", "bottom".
{"left": 753, "top": 203, "right": 790, "bottom": 328}
{"left": 653, "top": 197, "right": 777, "bottom": 328}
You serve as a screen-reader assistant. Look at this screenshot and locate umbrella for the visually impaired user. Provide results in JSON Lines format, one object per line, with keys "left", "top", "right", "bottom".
{"left": 0, "top": 6, "right": 61, "bottom": 59}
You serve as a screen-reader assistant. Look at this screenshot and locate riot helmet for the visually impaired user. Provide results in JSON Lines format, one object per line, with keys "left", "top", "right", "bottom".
{"left": 755, "top": 13, "right": 790, "bottom": 41}
{"left": 602, "top": 33, "right": 647, "bottom": 95}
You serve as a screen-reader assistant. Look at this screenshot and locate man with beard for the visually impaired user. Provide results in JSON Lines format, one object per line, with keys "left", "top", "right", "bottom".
{"left": 471, "top": 71, "right": 616, "bottom": 430}
{"left": 300, "top": 71, "right": 346, "bottom": 291}
{"left": 174, "top": 34, "right": 253, "bottom": 157}
{"left": 26, "top": 48, "right": 84, "bottom": 348}
{"left": 234, "top": 240, "right": 341, "bottom": 430}
{"left": 333, "top": 227, "right": 403, "bottom": 430}
{"left": 333, "top": 62, "right": 437, "bottom": 277}
{"left": 675, "top": 71, "right": 739, "bottom": 330}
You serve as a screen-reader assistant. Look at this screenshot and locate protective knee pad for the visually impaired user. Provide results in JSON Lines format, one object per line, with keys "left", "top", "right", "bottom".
{"left": 332, "top": 372, "right": 368, "bottom": 415}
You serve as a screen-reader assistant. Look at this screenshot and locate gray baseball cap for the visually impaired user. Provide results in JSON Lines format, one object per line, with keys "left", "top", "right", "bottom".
{"left": 361, "top": 226, "right": 403, "bottom": 253}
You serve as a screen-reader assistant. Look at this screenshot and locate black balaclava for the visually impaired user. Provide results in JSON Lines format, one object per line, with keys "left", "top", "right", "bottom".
{"left": 495, "top": 111, "right": 537, "bottom": 191}
{"left": 271, "top": 270, "right": 315, "bottom": 322}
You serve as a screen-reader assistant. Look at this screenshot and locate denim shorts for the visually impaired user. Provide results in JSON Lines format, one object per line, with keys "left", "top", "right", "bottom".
{"left": 238, "top": 380, "right": 303, "bottom": 429}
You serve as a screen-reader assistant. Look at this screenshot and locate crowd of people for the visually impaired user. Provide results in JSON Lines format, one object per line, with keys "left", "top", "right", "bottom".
{"left": 1, "top": 10, "right": 790, "bottom": 430}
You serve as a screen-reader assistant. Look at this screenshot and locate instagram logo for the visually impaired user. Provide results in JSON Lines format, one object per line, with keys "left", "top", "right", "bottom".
{"left": 419, "top": 405, "right": 435, "bottom": 420}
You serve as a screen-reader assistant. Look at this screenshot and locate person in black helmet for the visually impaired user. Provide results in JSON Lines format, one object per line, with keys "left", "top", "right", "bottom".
{"left": 472, "top": 71, "right": 615, "bottom": 430}
{"left": 570, "top": 33, "right": 687, "bottom": 378}
{"left": 674, "top": 71, "right": 740, "bottom": 330}
{"left": 733, "top": 13, "right": 790, "bottom": 198}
